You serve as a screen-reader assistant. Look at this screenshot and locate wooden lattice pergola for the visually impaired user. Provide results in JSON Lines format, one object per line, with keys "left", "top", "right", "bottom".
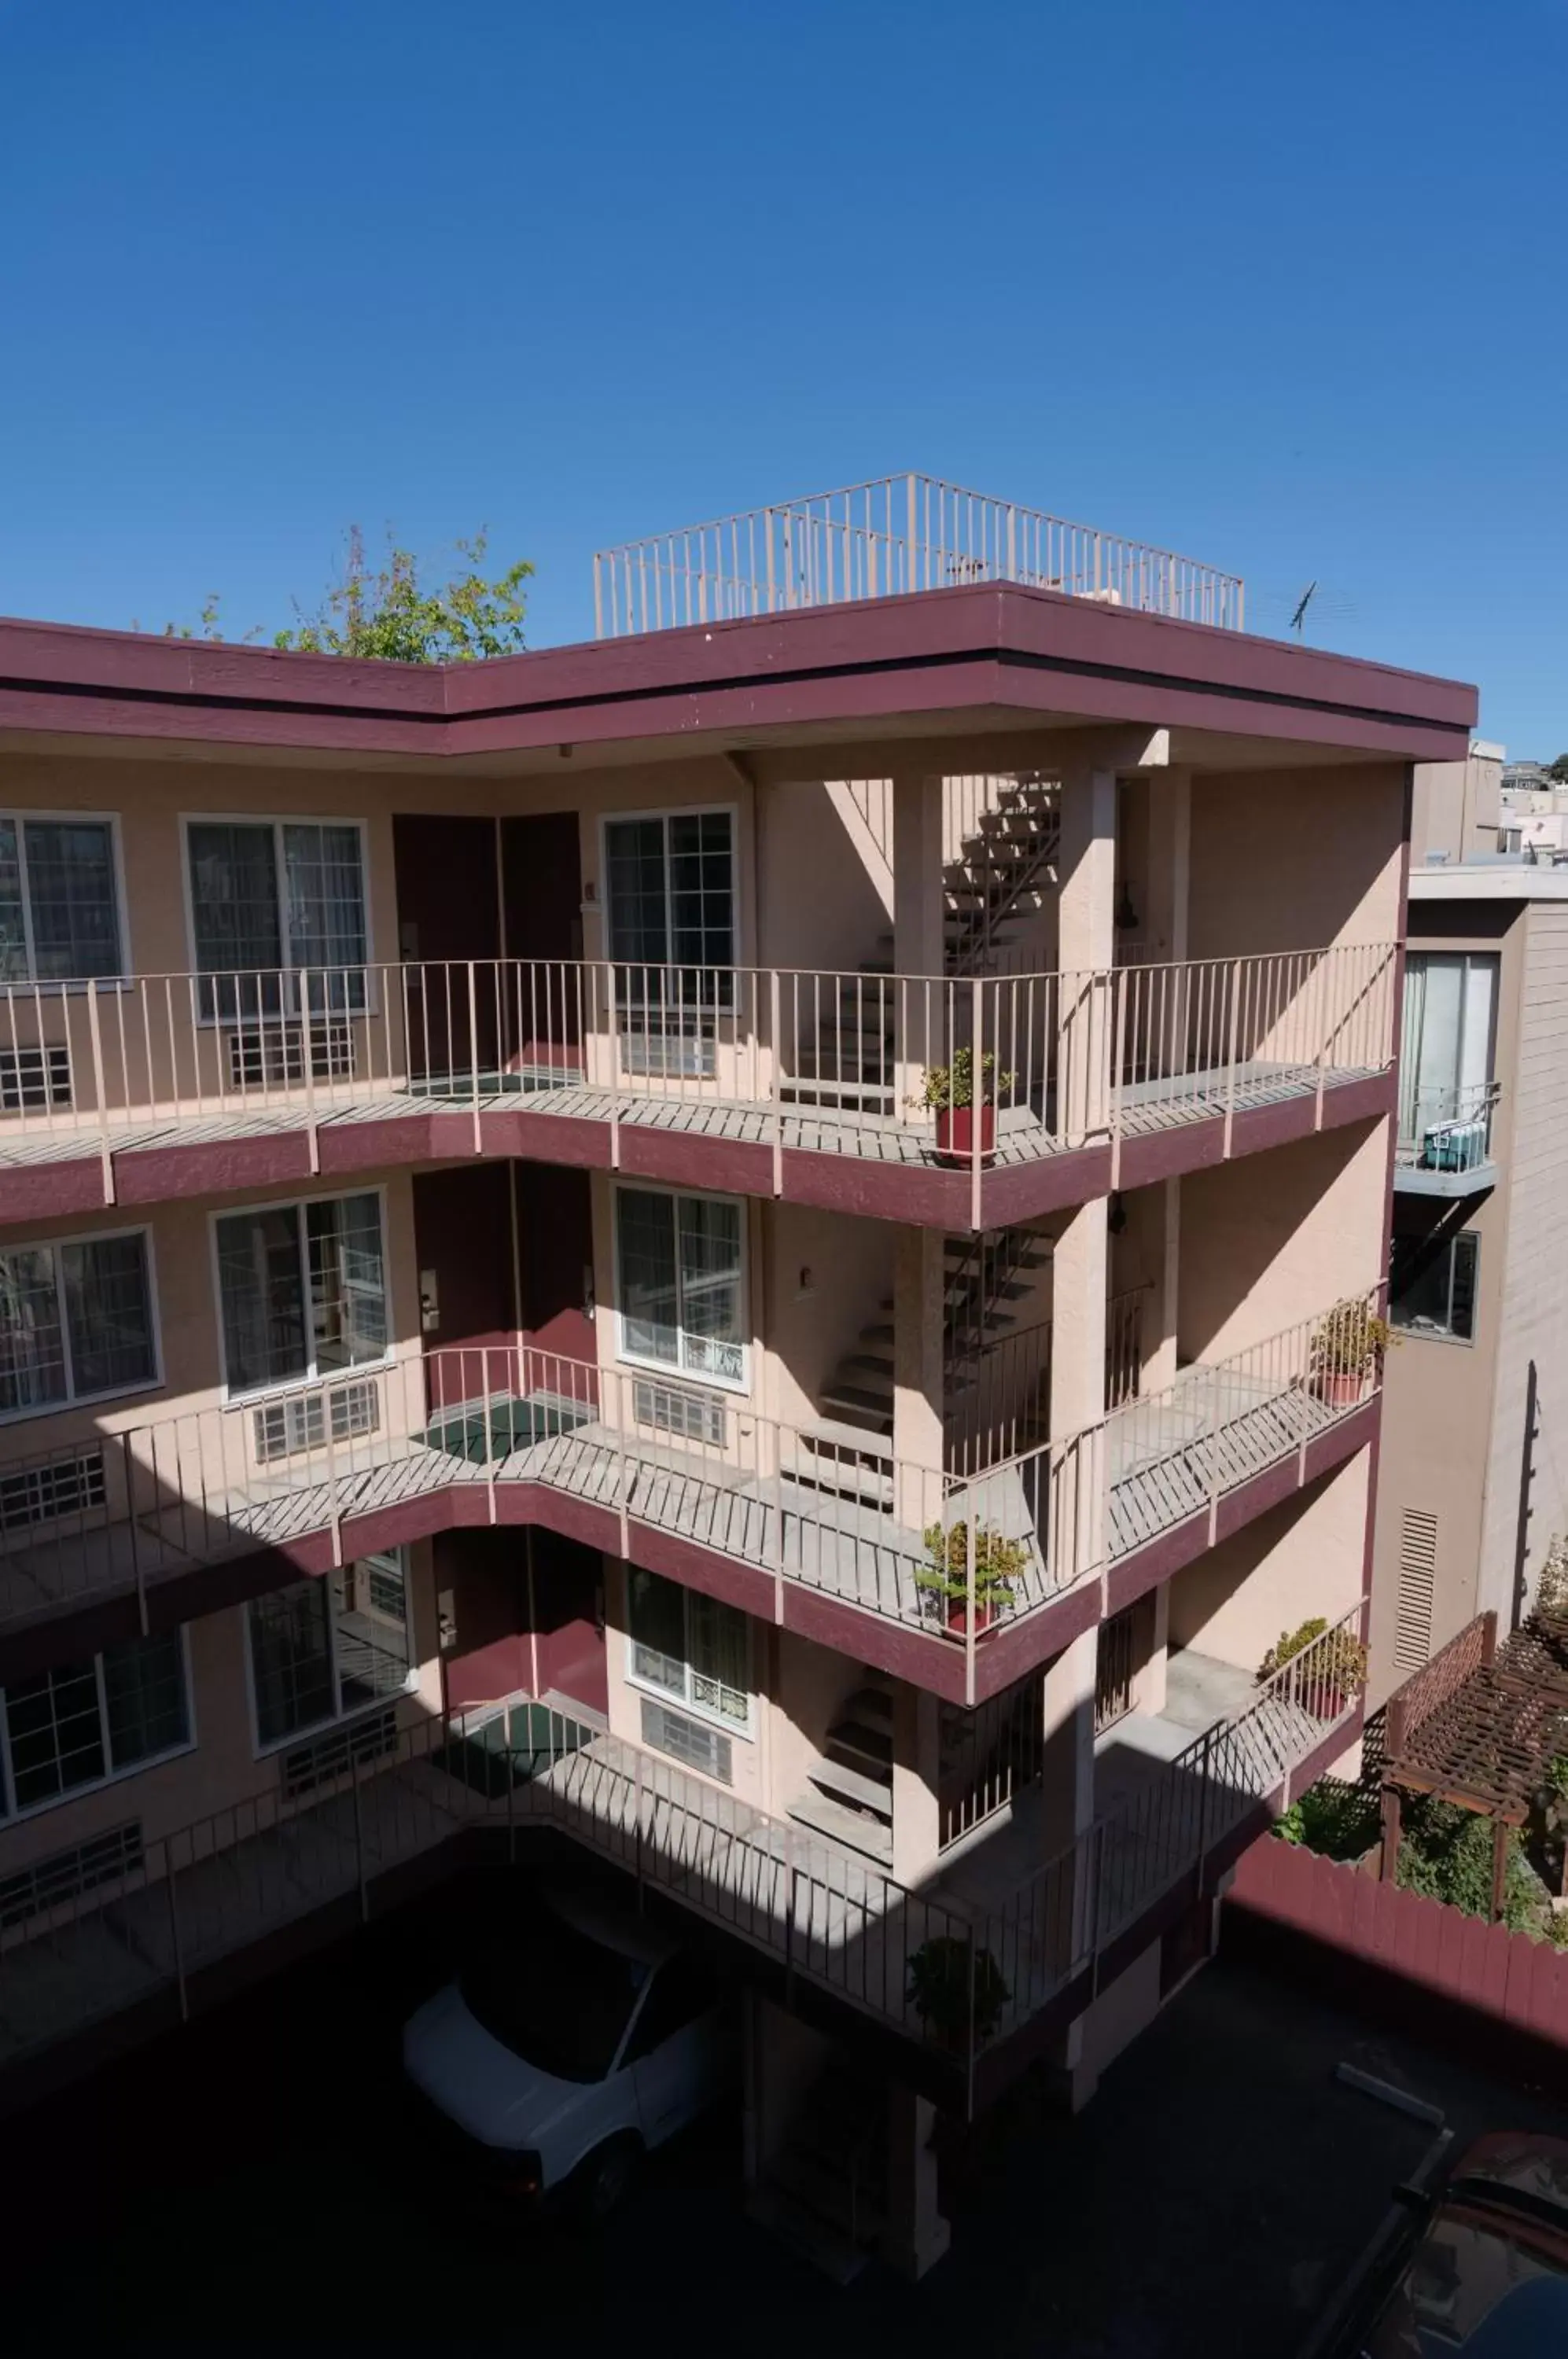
{"left": 1379, "top": 1604, "right": 1568, "bottom": 1921}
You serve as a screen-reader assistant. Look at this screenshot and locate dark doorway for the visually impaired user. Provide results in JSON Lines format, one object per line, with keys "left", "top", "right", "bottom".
{"left": 531, "top": 1529, "right": 608, "bottom": 1716}
{"left": 412, "top": 1162, "right": 515, "bottom": 1411}
{"left": 434, "top": 1528, "right": 529, "bottom": 1713}
{"left": 393, "top": 815, "right": 502, "bottom": 1085}
{"left": 500, "top": 813, "right": 584, "bottom": 1073}
{"left": 517, "top": 1161, "right": 594, "bottom": 1367}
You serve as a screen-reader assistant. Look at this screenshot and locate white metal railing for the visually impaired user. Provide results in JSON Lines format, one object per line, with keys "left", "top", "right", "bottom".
{"left": 0, "top": 1600, "right": 1362, "bottom": 2085}
{"left": 1395, "top": 1079, "right": 1500, "bottom": 1177}
{"left": 979, "top": 1598, "right": 1367, "bottom": 2027}
{"left": 592, "top": 475, "right": 1244, "bottom": 636}
{"left": 0, "top": 943, "right": 1397, "bottom": 1194}
{"left": 0, "top": 1290, "right": 1385, "bottom": 1701}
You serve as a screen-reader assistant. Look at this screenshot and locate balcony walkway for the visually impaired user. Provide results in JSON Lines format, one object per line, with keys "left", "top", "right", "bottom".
{"left": 0, "top": 1352, "right": 1367, "bottom": 1657}
{"left": 0, "top": 1054, "right": 1383, "bottom": 1184}
{"left": 0, "top": 1632, "right": 1356, "bottom": 2082}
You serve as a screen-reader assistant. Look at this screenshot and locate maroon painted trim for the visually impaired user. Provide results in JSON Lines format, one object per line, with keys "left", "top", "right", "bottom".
{"left": 0, "top": 1398, "right": 1382, "bottom": 1696}
{"left": 0, "top": 1063, "right": 1403, "bottom": 1241}
{"left": 0, "top": 583, "right": 1477, "bottom": 770}
{"left": 1102, "top": 1399, "right": 1379, "bottom": 1620}
{"left": 969, "top": 1574, "right": 1103, "bottom": 1704}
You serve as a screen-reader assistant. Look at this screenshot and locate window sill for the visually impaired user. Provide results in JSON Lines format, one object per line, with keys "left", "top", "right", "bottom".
{"left": 0, "top": 1373, "right": 164, "bottom": 1430}
{"left": 222, "top": 1357, "right": 393, "bottom": 1411}
{"left": 624, "top": 1669, "right": 753, "bottom": 1744}
{"left": 1, "top": 1736, "right": 196, "bottom": 1829}
{"left": 614, "top": 1344, "right": 750, "bottom": 1399}
{"left": 252, "top": 1678, "right": 419, "bottom": 1762}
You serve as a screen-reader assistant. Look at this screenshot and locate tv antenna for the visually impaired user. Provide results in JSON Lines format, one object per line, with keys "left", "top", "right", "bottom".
{"left": 1289, "top": 581, "right": 1319, "bottom": 638}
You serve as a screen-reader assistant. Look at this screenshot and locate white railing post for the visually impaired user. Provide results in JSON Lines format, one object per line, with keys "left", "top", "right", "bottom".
{"left": 84, "top": 981, "right": 115, "bottom": 1205}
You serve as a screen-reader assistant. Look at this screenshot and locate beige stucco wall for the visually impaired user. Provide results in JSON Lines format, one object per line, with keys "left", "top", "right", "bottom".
{"left": 1479, "top": 900, "right": 1568, "bottom": 1621}
{"left": 1186, "top": 760, "right": 1406, "bottom": 962}
{"left": 1175, "top": 1119, "right": 1388, "bottom": 1367}
{"left": 1168, "top": 1449, "right": 1371, "bottom": 1672}
{"left": 0, "top": 1538, "right": 440, "bottom": 1879}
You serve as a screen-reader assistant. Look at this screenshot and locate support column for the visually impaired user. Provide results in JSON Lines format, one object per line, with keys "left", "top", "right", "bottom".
{"left": 1147, "top": 1176, "right": 1181, "bottom": 1394}
{"left": 881, "top": 2085, "right": 951, "bottom": 2280}
{"left": 1056, "top": 760, "right": 1117, "bottom": 1140}
{"left": 890, "top": 1682, "right": 943, "bottom": 1886}
{"left": 1144, "top": 767, "right": 1191, "bottom": 967}
{"left": 1143, "top": 1578, "right": 1171, "bottom": 1717}
{"left": 893, "top": 1225, "right": 946, "bottom": 1532}
{"left": 893, "top": 773, "right": 945, "bottom": 1120}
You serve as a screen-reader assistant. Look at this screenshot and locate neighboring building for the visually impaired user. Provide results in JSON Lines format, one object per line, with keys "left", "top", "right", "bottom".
{"left": 1412, "top": 737, "right": 1504, "bottom": 867}
{"left": 1371, "top": 837, "right": 1568, "bottom": 1702}
{"left": 0, "top": 478, "right": 1473, "bottom": 2271}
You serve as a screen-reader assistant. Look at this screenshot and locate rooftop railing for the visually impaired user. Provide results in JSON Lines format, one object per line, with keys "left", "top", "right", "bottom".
{"left": 592, "top": 474, "right": 1245, "bottom": 637}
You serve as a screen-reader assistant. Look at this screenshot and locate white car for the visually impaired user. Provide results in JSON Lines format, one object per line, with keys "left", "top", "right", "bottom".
{"left": 403, "top": 1886, "right": 733, "bottom": 2219}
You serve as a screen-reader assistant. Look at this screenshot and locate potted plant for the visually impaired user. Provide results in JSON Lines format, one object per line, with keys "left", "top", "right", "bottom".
{"left": 1309, "top": 1300, "right": 1392, "bottom": 1409}
{"left": 906, "top": 1934, "right": 1010, "bottom": 2052}
{"left": 918, "top": 1047, "right": 1015, "bottom": 1162}
{"left": 918, "top": 1518, "right": 1027, "bottom": 1636}
{"left": 1257, "top": 1617, "right": 1368, "bottom": 1720}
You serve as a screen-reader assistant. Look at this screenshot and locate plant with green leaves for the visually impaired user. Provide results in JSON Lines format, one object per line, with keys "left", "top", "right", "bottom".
{"left": 1257, "top": 1616, "right": 1368, "bottom": 1697}
{"left": 1309, "top": 1300, "right": 1393, "bottom": 1380}
{"left": 906, "top": 1935, "right": 1010, "bottom": 2048}
{"left": 1272, "top": 1776, "right": 1381, "bottom": 1861}
{"left": 150, "top": 527, "right": 533, "bottom": 663}
{"left": 918, "top": 1520, "right": 1028, "bottom": 1616}
{"left": 918, "top": 1047, "right": 1015, "bottom": 1111}
{"left": 1397, "top": 1798, "right": 1548, "bottom": 1936}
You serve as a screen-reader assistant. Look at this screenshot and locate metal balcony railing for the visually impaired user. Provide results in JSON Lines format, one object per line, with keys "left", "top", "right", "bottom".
{"left": 0, "top": 1290, "right": 1384, "bottom": 1698}
{"left": 592, "top": 475, "right": 1245, "bottom": 636}
{"left": 0, "top": 1598, "right": 1363, "bottom": 2089}
{"left": 0, "top": 941, "right": 1397, "bottom": 1198}
{"left": 1395, "top": 1079, "right": 1500, "bottom": 1178}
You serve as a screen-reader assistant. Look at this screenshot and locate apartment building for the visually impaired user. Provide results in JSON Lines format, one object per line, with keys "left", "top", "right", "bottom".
{"left": 0, "top": 480, "right": 1473, "bottom": 2273}
{"left": 1371, "top": 823, "right": 1568, "bottom": 1698}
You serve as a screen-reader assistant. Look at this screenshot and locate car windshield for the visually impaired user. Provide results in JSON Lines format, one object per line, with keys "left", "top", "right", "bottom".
{"left": 459, "top": 1916, "right": 650, "bottom": 2083}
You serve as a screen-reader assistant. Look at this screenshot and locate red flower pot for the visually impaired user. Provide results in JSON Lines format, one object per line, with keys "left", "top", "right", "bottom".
{"left": 934, "top": 1105, "right": 996, "bottom": 1162}
{"left": 1312, "top": 1369, "right": 1367, "bottom": 1410}
{"left": 945, "top": 1599, "right": 996, "bottom": 1638}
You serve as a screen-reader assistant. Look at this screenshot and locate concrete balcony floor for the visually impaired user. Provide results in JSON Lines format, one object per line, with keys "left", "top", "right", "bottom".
{"left": 0, "top": 1051, "right": 1384, "bottom": 1185}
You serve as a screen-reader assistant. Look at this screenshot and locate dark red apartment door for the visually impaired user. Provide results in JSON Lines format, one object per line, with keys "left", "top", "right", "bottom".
{"left": 392, "top": 814, "right": 502, "bottom": 1084}
{"left": 500, "top": 813, "right": 583, "bottom": 1073}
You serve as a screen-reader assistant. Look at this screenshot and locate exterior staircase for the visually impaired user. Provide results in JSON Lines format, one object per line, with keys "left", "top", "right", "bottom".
{"left": 749, "top": 2062, "right": 889, "bottom": 2283}
{"left": 782, "top": 773, "right": 1062, "bottom": 1114}
{"left": 814, "top": 1226, "right": 1051, "bottom": 1449}
{"left": 788, "top": 1672, "right": 896, "bottom": 1868}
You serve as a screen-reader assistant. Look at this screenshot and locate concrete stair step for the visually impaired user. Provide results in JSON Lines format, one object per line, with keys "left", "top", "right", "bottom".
{"left": 826, "top": 1717, "right": 894, "bottom": 1770}
{"left": 745, "top": 2185, "right": 874, "bottom": 2286}
{"left": 808, "top": 1750, "right": 893, "bottom": 1815}
{"left": 787, "top": 1786, "right": 895, "bottom": 1868}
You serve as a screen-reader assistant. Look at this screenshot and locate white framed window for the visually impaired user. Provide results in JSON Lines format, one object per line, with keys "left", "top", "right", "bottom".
{"left": 246, "top": 1551, "right": 414, "bottom": 1752}
{"left": 613, "top": 1183, "right": 747, "bottom": 1389}
{"left": 625, "top": 1566, "right": 750, "bottom": 1733}
{"left": 0, "top": 812, "right": 126, "bottom": 984}
{"left": 602, "top": 808, "right": 736, "bottom": 973}
{"left": 182, "top": 816, "right": 370, "bottom": 1014}
{"left": 1401, "top": 953, "right": 1498, "bottom": 1139}
{"left": 0, "top": 1629, "right": 192, "bottom": 1820}
{"left": 212, "top": 1189, "right": 388, "bottom": 1397}
{"left": 0, "top": 1227, "right": 159, "bottom": 1419}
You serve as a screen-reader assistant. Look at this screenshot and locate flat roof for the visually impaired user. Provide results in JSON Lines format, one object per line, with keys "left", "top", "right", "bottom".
{"left": 1411, "top": 862, "right": 1568, "bottom": 902}
{"left": 0, "top": 582, "right": 1476, "bottom": 773}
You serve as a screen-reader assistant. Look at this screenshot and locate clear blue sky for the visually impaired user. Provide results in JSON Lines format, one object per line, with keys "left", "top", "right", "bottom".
{"left": 1, "top": 0, "right": 1562, "bottom": 749}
